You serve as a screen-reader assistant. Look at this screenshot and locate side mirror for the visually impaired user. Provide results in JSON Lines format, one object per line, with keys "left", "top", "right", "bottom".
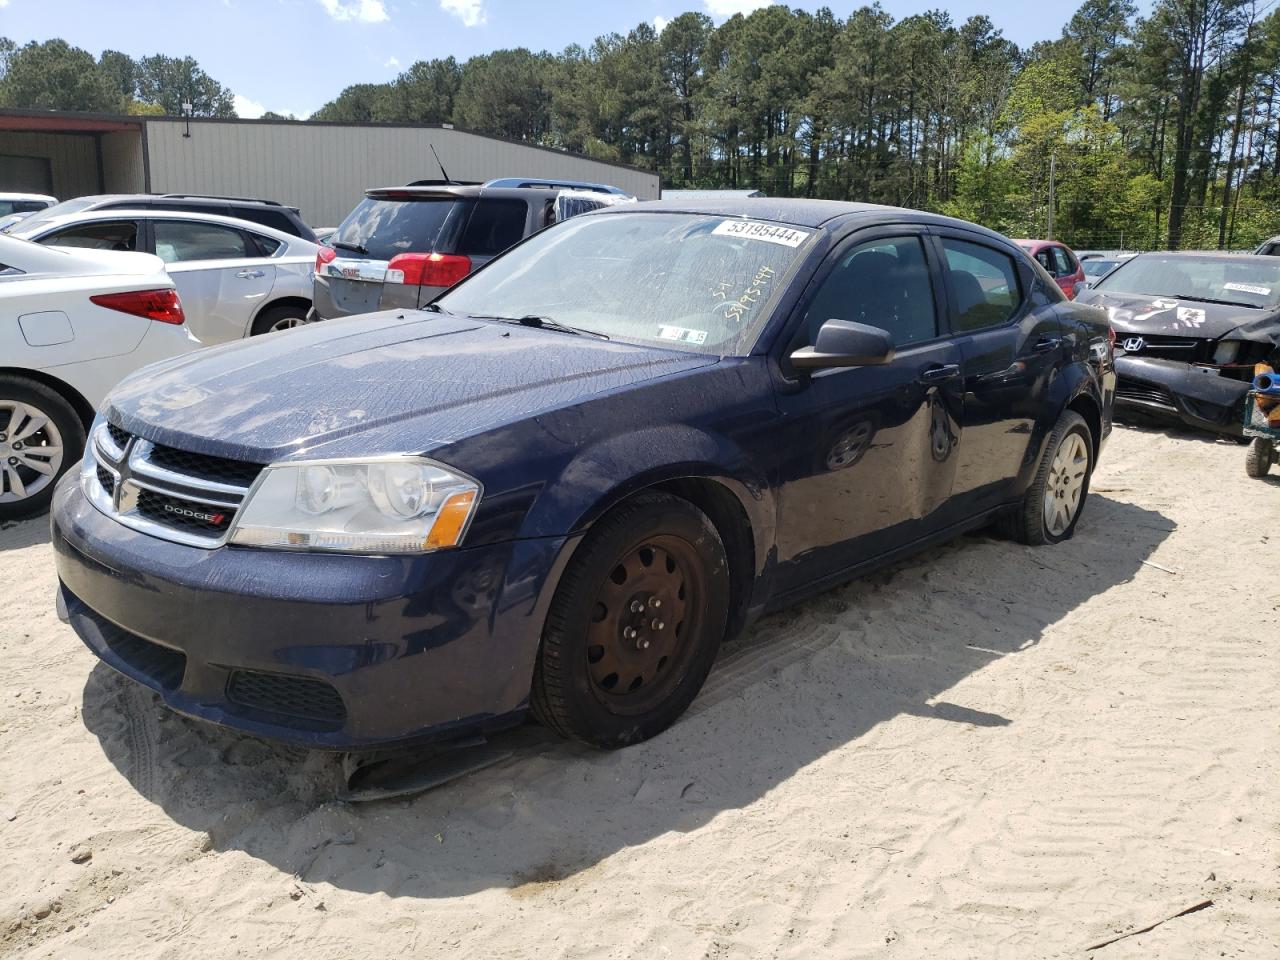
{"left": 790, "top": 319, "right": 895, "bottom": 370}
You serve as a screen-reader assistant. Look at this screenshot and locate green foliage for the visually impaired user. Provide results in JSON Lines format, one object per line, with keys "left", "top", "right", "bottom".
{"left": 0, "top": 39, "right": 125, "bottom": 112}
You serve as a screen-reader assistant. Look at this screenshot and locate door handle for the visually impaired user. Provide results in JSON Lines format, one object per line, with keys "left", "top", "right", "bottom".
{"left": 235, "top": 269, "right": 265, "bottom": 279}
{"left": 917, "top": 363, "right": 960, "bottom": 384}
{"left": 1032, "top": 337, "right": 1062, "bottom": 353}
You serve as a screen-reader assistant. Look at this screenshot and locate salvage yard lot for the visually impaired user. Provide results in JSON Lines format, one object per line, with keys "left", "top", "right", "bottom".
{"left": 0, "top": 425, "right": 1275, "bottom": 959}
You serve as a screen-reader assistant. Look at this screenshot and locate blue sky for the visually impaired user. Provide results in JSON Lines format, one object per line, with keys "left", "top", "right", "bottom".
{"left": 0, "top": 0, "right": 1089, "bottom": 119}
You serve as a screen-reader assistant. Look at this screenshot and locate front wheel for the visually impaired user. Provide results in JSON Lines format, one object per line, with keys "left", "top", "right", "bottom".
{"left": 0, "top": 377, "right": 85, "bottom": 522}
{"left": 1005, "top": 410, "right": 1094, "bottom": 545}
{"left": 531, "top": 493, "right": 730, "bottom": 748}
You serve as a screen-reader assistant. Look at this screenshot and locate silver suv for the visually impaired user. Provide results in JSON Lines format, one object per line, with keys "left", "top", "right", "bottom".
{"left": 312, "top": 178, "right": 632, "bottom": 320}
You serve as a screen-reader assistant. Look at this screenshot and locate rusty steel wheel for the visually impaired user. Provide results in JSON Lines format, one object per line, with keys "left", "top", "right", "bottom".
{"left": 585, "top": 536, "right": 702, "bottom": 714}
{"left": 531, "top": 493, "right": 730, "bottom": 748}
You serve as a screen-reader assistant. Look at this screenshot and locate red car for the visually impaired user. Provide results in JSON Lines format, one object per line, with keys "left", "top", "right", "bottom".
{"left": 1015, "top": 239, "right": 1085, "bottom": 299}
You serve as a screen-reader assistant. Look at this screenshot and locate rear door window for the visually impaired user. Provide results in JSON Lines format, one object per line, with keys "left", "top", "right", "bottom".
{"left": 458, "top": 199, "right": 528, "bottom": 257}
{"left": 941, "top": 238, "right": 1023, "bottom": 331}
{"left": 41, "top": 220, "right": 139, "bottom": 252}
{"left": 1052, "top": 246, "right": 1076, "bottom": 276}
{"left": 152, "top": 220, "right": 255, "bottom": 262}
{"left": 334, "top": 197, "right": 472, "bottom": 261}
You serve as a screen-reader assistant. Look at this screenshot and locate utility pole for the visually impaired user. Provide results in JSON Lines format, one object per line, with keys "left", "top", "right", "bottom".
{"left": 1047, "top": 151, "right": 1056, "bottom": 240}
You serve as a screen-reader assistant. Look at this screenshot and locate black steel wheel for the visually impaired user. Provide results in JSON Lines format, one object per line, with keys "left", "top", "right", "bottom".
{"left": 531, "top": 493, "right": 730, "bottom": 748}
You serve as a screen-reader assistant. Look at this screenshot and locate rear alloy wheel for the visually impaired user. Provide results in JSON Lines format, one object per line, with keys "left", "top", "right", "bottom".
{"left": 0, "top": 377, "right": 85, "bottom": 522}
{"left": 251, "top": 304, "right": 308, "bottom": 336}
{"left": 1005, "top": 410, "right": 1093, "bottom": 546}
{"left": 531, "top": 493, "right": 730, "bottom": 748}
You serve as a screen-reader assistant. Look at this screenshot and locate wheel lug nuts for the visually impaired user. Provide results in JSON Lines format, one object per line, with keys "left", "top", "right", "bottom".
{"left": 11, "top": 442, "right": 21, "bottom": 450}
{"left": 641, "top": 640, "right": 650, "bottom": 649}
{"left": 650, "top": 597, "right": 661, "bottom": 608}
{"left": 623, "top": 626, "right": 637, "bottom": 639}
{"left": 651, "top": 619, "right": 664, "bottom": 631}
{"left": 6, "top": 457, "right": 16, "bottom": 466}
{"left": 630, "top": 600, "right": 645, "bottom": 613}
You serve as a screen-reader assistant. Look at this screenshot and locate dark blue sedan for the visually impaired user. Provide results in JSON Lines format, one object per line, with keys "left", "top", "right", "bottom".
{"left": 51, "top": 200, "right": 1115, "bottom": 750}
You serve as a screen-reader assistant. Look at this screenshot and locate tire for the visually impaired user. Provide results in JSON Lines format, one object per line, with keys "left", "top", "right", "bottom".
{"left": 1245, "top": 438, "right": 1274, "bottom": 478}
{"left": 530, "top": 492, "right": 730, "bottom": 748}
{"left": 1004, "top": 410, "right": 1094, "bottom": 546}
{"left": 250, "top": 304, "right": 308, "bottom": 336}
{"left": 0, "top": 376, "right": 86, "bottom": 522}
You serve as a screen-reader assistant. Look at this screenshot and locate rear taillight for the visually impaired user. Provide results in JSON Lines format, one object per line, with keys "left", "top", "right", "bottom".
{"left": 386, "top": 252, "right": 472, "bottom": 288}
{"left": 90, "top": 288, "right": 185, "bottom": 325}
{"left": 315, "top": 245, "right": 337, "bottom": 273}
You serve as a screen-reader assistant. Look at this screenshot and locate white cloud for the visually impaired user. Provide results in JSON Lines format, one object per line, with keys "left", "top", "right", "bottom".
{"left": 234, "top": 94, "right": 267, "bottom": 119}
{"left": 234, "top": 94, "right": 308, "bottom": 120}
{"left": 703, "top": 0, "right": 772, "bottom": 17}
{"left": 653, "top": 15, "right": 669, "bottom": 31}
{"left": 316, "top": 0, "right": 388, "bottom": 23}
{"left": 440, "top": 0, "right": 486, "bottom": 27}
{"left": 385, "top": 55, "right": 400, "bottom": 68}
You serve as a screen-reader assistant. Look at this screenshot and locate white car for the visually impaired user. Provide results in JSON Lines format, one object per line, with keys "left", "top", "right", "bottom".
{"left": 12, "top": 209, "right": 318, "bottom": 344}
{"left": 1, "top": 235, "right": 198, "bottom": 520}
{"left": 0, "top": 193, "right": 58, "bottom": 232}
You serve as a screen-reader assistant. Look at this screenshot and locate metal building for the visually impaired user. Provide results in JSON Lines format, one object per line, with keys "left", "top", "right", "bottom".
{"left": 0, "top": 109, "right": 660, "bottom": 226}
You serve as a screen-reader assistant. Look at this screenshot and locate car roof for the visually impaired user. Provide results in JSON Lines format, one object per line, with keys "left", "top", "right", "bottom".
{"left": 365, "top": 184, "right": 567, "bottom": 201}
{"left": 589, "top": 197, "right": 1018, "bottom": 240}
{"left": 14, "top": 207, "right": 309, "bottom": 245}
{"left": 1011, "top": 238, "right": 1068, "bottom": 251}
{"left": 0, "top": 192, "right": 56, "bottom": 203}
{"left": 1129, "top": 250, "right": 1264, "bottom": 261}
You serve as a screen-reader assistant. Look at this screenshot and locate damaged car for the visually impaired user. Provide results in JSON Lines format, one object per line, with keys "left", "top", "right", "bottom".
{"left": 1075, "top": 252, "right": 1280, "bottom": 437}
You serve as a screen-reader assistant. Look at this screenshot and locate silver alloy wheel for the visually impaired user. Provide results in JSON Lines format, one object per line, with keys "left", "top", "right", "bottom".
{"left": 0, "top": 400, "right": 65, "bottom": 503}
{"left": 269, "top": 315, "right": 302, "bottom": 332}
{"left": 1043, "top": 431, "right": 1089, "bottom": 536}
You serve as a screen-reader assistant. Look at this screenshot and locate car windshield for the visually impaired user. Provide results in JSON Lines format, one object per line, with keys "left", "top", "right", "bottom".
{"left": 435, "top": 212, "right": 816, "bottom": 356}
{"left": 1081, "top": 259, "right": 1118, "bottom": 278}
{"left": 333, "top": 196, "right": 471, "bottom": 261}
{"left": 1096, "top": 254, "right": 1280, "bottom": 308}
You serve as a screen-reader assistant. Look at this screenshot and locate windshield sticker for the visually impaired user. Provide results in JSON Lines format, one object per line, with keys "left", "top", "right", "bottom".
{"left": 658, "top": 325, "right": 708, "bottom": 345}
{"left": 1224, "top": 282, "right": 1271, "bottom": 296}
{"left": 1150, "top": 298, "right": 1179, "bottom": 309}
{"left": 713, "top": 264, "right": 777, "bottom": 323}
{"left": 712, "top": 220, "right": 810, "bottom": 247}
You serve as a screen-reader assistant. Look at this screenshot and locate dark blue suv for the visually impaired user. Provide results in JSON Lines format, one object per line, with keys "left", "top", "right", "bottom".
{"left": 51, "top": 200, "right": 1115, "bottom": 750}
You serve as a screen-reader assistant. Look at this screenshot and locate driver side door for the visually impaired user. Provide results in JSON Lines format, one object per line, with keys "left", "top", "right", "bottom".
{"left": 769, "top": 227, "right": 966, "bottom": 596}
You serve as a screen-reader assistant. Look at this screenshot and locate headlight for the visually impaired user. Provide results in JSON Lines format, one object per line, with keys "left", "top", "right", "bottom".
{"left": 229, "top": 457, "right": 480, "bottom": 554}
{"left": 1212, "top": 340, "right": 1241, "bottom": 365}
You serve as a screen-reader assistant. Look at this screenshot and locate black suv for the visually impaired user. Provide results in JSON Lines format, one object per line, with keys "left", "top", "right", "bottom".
{"left": 312, "top": 178, "right": 630, "bottom": 320}
{"left": 9, "top": 194, "right": 317, "bottom": 242}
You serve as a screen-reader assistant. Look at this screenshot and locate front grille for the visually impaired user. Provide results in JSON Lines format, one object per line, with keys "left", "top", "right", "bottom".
{"left": 1123, "top": 335, "right": 1209, "bottom": 362}
{"left": 226, "top": 670, "right": 347, "bottom": 730}
{"left": 87, "top": 424, "right": 257, "bottom": 548}
{"left": 106, "top": 422, "right": 130, "bottom": 450}
{"left": 1116, "top": 380, "right": 1176, "bottom": 409}
{"left": 135, "top": 488, "right": 234, "bottom": 536}
{"left": 148, "top": 444, "right": 264, "bottom": 487}
{"left": 96, "top": 466, "right": 115, "bottom": 498}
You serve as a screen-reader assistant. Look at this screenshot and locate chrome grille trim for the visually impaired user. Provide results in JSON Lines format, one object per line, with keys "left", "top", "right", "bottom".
{"left": 84, "top": 423, "right": 254, "bottom": 549}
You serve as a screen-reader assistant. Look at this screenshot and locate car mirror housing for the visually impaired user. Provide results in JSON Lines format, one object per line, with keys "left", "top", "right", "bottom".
{"left": 790, "top": 319, "right": 896, "bottom": 370}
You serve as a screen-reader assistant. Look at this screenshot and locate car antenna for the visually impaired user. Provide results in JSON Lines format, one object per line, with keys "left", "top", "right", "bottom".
{"left": 429, "top": 144, "right": 452, "bottom": 184}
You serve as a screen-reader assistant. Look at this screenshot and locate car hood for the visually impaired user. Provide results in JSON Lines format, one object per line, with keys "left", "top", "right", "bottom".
{"left": 1078, "top": 289, "right": 1278, "bottom": 341}
{"left": 104, "top": 310, "right": 718, "bottom": 462}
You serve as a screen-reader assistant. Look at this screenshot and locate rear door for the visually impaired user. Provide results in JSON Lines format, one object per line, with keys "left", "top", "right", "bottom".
{"left": 932, "top": 231, "right": 1067, "bottom": 515}
{"left": 150, "top": 219, "right": 276, "bottom": 345}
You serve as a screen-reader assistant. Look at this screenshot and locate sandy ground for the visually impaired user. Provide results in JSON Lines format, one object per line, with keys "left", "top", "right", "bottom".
{"left": 0, "top": 423, "right": 1276, "bottom": 959}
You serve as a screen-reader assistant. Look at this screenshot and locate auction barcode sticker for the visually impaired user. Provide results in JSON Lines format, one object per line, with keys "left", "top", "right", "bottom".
{"left": 712, "top": 219, "right": 810, "bottom": 247}
{"left": 1224, "top": 282, "right": 1271, "bottom": 296}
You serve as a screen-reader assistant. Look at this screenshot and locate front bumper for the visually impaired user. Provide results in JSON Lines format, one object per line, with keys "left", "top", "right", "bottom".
{"left": 1113, "top": 355, "right": 1250, "bottom": 436}
{"left": 52, "top": 475, "right": 570, "bottom": 749}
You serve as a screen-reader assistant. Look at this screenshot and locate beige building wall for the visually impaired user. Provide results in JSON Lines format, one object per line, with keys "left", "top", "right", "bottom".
{"left": 143, "top": 119, "right": 659, "bottom": 226}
